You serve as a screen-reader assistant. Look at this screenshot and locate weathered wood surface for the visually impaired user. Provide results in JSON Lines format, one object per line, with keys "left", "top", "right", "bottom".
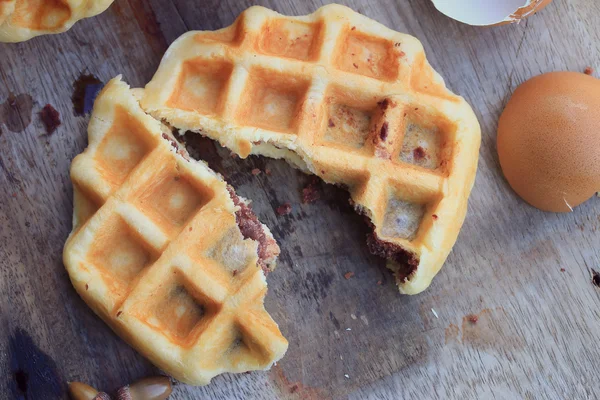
{"left": 1, "top": 1, "right": 600, "bottom": 399}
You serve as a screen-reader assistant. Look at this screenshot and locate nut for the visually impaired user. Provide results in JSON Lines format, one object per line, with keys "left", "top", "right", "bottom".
{"left": 68, "top": 382, "right": 99, "bottom": 400}
{"left": 116, "top": 376, "right": 172, "bottom": 400}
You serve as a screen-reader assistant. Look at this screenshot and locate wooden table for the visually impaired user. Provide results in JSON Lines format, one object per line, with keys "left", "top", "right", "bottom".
{"left": 1, "top": 1, "right": 599, "bottom": 399}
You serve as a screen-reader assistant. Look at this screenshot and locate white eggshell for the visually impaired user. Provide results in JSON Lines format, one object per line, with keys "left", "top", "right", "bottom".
{"left": 431, "top": 0, "right": 539, "bottom": 26}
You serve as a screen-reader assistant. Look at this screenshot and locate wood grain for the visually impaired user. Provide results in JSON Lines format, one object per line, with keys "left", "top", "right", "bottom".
{"left": 1, "top": 0, "right": 599, "bottom": 399}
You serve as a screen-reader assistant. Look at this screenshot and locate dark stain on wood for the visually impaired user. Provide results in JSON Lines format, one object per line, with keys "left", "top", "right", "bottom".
{"left": 0, "top": 93, "right": 33, "bottom": 133}
{"left": 40, "top": 104, "right": 61, "bottom": 135}
{"left": 71, "top": 74, "right": 103, "bottom": 116}
{"left": 126, "top": 0, "right": 169, "bottom": 55}
{"left": 270, "top": 363, "right": 328, "bottom": 400}
{"left": 8, "top": 329, "right": 63, "bottom": 399}
{"left": 592, "top": 269, "right": 600, "bottom": 288}
{"left": 179, "top": 131, "right": 227, "bottom": 176}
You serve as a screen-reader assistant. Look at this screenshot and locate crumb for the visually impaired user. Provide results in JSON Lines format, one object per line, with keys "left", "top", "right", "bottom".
{"left": 265, "top": 168, "right": 272, "bottom": 176}
{"left": 353, "top": 63, "right": 358, "bottom": 69}
{"left": 376, "top": 280, "right": 382, "bottom": 285}
{"left": 344, "top": 272, "right": 355, "bottom": 280}
{"left": 466, "top": 314, "right": 478, "bottom": 323}
{"left": 394, "top": 42, "right": 401, "bottom": 47}
{"left": 328, "top": 118, "right": 335, "bottom": 128}
{"left": 230, "top": 152, "right": 238, "bottom": 158}
{"left": 432, "top": 214, "right": 438, "bottom": 220}
{"left": 290, "top": 384, "right": 299, "bottom": 393}
{"left": 188, "top": 227, "right": 192, "bottom": 232}
{"left": 276, "top": 203, "right": 292, "bottom": 216}
{"left": 560, "top": 268, "right": 565, "bottom": 272}
{"left": 413, "top": 146, "right": 426, "bottom": 160}
{"left": 232, "top": 270, "right": 238, "bottom": 277}
{"left": 302, "top": 177, "right": 321, "bottom": 204}
{"left": 116, "top": 311, "right": 122, "bottom": 317}
{"left": 584, "top": 66, "right": 594, "bottom": 75}
{"left": 40, "top": 104, "right": 61, "bottom": 135}
{"left": 351, "top": 26, "right": 356, "bottom": 31}
{"left": 251, "top": 168, "right": 261, "bottom": 176}
{"left": 398, "top": 51, "right": 406, "bottom": 57}
{"left": 379, "top": 122, "right": 389, "bottom": 141}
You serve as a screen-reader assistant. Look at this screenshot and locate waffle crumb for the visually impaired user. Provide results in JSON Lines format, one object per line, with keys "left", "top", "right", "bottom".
{"left": 302, "top": 178, "right": 321, "bottom": 204}
{"left": 251, "top": 168, "right": 261, "bottom": 175}
{"left": 466, "top": 314, "right": 478, "bottom": 324}
{"left": 276, "top": 203, "right": 292, "bottom": 216}
{"left": 344, "top": 272, "right": 355, "bottom": 280}
{"left": 413, "top": 146, "right": 426, "bottom": 160}
{"left": 584, "top": 66, "right": 594, "bottom": 75}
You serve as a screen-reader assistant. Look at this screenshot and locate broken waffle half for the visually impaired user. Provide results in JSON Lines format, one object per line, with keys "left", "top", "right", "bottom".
{"left": 140, "top": 4, "right": 481, "bottom": 295}
{"left": 63, "top": 77, "right": 287, "bottom": 385}
{"left": 0, "top": 0, "right": 113, "bottom": 42}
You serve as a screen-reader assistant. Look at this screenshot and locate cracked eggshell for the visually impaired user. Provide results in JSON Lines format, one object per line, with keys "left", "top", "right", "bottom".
{"left": 431, "top": 0, "right": 551, "bottom": 26}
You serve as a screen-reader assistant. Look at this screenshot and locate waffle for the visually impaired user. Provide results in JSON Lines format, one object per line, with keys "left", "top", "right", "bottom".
{"left": 63, "top": 77, "right": 288, "bottom": 385}
{"left": 0, "top": 0, "right": 113, "bottom": 42}
{"left": 140, "top": 4, "right": 481, "bottom": 295}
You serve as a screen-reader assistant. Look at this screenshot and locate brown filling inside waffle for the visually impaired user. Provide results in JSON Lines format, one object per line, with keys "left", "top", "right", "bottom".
{"left": 160, "top": 132, "right": 279, "bottom": 274}
{"left": 226, "top": 186, "right": 279, "bottom": 274}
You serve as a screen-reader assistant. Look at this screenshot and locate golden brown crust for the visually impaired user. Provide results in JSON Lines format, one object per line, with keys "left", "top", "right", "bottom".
{"left": 63, "top": 77, "right": 287, "bottom": 386}
{"left": 0, "top": 0, "right": 114, "bottom": 42}
{"left": 141, "top": 5, "right": 481, "bottom": 294}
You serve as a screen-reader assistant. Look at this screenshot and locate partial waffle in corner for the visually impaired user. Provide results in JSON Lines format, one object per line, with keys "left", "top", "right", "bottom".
{"left": 0, "top": 0, "right": 113, "bottom": 42}
{"left": 63, "top": 77, "right": 287, "bottom": 385}
{"left": 140, "top": 4, "right": 481, "bottom": 294}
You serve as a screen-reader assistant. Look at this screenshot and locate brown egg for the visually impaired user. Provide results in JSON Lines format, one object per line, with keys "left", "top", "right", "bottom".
{"left": 497, "top": 71, "right": 600, "bottom": 212}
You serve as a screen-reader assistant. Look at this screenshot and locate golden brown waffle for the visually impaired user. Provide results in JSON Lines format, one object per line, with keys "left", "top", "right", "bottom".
{"left": 140, "top": 4, "right": 481, "bottom": 295}
{"left": 63, "top": 77, "right": 288, "bottom": 385}
{"left": 0, "top": 0, "right": 113, "bottom": 42}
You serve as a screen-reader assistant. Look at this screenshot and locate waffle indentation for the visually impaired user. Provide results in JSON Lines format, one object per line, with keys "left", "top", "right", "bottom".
{"left": 398, "top": 108, "right": 453, "bottom": 171}
{"left": 381, "top": 198, "right": 425, "bottom": 241}
{"left": 205, "top": 227, "right": 257, "bottom": 275}
{"left": 168, "top": 58, "right": 233, "bottom": 115}
{"left": 325, "top": 104, "right": 372, "bottom": 149}
{"left": 257, "top": 19, "right": 322, "bottom": 61}
{"left": 88, "top": 215, "right": 155, "bottom": 300}
{"left": 137, "top": 271, "right": 219, "bottom": 345}
{"left": 335, "top": 29, "right": 399, "bottom": 81}
{"left": 132, "top": 167, "right": 213, "bottom": 237}
{"left": 95, "top": 106, "right": 155, "bottom": 188}
{"left": 13, "top": 0, "right": 72, "bottom": 30}
{"left": 237, "top": 69, "right": 309, "bottom": 133}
